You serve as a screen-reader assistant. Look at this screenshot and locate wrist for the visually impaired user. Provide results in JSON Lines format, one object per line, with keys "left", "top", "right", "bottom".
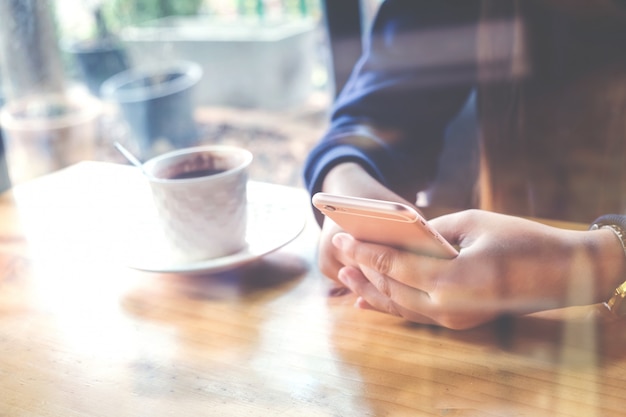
{"left": 322, "top": 162, "right": 378, "bottom": 195}
{"left": 586, "top": 227, "right": 626, "bottom": 305}
{"left": 322, "top": 162, "right": 413, "bottom": 205}
{"left": 589, "top": 215, "right": 626, "bottom": 315}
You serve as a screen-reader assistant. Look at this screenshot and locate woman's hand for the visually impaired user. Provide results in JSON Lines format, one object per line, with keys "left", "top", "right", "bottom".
{"left": 317, "top": 162, "right": 417, "bottom": 283}
{"left": 330, "top": 209, "right": 626, "bottom": 329}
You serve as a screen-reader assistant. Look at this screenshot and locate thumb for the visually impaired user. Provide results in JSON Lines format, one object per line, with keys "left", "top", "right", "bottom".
{"left": 428, "top": 211, "right": 468, "bottom": 248}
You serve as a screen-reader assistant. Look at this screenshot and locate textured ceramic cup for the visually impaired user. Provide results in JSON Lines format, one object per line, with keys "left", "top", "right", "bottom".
{"left": 142, "top": 145, "right": 253, "bottom": 263}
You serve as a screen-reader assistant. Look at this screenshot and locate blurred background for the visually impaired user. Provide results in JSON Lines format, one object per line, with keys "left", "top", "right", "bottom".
{"left": 0, "top": 0, "right": 382, "bottom": 191}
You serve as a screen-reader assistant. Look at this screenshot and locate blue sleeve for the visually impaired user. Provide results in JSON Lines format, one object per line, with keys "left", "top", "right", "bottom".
{"left": 304, "top": 0, "right": 479, "bottom": 204}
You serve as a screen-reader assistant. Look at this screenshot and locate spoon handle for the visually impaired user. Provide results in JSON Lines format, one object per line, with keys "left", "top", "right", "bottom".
{"left": 114, "top": 142, "right": 144, "bottom": 170}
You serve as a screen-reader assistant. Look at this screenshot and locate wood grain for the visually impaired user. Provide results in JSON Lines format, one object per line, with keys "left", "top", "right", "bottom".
{"left": 1, "top": 161, "right": 625, "bottom": 417}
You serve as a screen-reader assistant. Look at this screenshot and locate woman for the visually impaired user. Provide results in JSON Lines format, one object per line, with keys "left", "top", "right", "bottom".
{"left": 304, "top": 0, "right": 626, "bottom": 329}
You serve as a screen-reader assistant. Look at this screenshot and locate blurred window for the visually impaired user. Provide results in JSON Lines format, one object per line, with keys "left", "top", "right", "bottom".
{"left": 0, "top": 0, "right": 333, "bottom": 188}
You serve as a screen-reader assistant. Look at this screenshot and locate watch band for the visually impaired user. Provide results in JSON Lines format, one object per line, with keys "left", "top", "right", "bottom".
{"left": 590, "top": 214, "right": 626, "bottom": 316}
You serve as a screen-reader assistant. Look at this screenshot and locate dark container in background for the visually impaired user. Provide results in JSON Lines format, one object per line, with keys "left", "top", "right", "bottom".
{"left": 100, "top": 61, "right": 202, "bottom": 159}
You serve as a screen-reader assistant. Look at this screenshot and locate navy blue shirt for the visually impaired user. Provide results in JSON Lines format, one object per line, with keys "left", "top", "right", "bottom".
{"left": 304, "top": 0, "right": 626, "bottom": 223}
{"left": 304, "top": 1, "right": 479, "bottom": 206}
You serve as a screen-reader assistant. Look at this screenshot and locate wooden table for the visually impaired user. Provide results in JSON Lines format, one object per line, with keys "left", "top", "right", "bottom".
{"left": 1, "top": 161, "right": 626, "bottom": 416}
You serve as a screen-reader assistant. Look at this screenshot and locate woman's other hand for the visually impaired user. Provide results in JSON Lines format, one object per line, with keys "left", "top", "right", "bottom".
{"left": 318, "top": 162, "right": 416, "bottom": 283}
{"left": 331, "top": 209, "right": 625, "bottom": 329}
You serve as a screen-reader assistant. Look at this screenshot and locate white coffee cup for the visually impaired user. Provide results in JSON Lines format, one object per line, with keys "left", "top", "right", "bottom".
{"left": 142, "top": 145, "right": 253, "bottom": 263}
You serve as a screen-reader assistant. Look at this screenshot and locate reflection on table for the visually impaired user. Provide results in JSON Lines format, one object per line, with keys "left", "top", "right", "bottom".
{"left": 1, "top": 161, "right": 625, "bottom": 416}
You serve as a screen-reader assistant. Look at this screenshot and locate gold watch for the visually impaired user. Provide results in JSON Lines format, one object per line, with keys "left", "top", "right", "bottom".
{"left": 590, "top": 215, "right": 626, "bottom": 316}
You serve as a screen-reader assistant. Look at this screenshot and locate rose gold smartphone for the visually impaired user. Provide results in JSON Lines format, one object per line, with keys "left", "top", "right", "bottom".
{"left": 312, "top": 193, "right": 458, "bottom": 259}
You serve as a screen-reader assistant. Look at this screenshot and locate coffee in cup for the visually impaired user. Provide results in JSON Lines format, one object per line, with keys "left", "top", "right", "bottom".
{"left": 142, "top": 145, "right": 253, "bottom": 263}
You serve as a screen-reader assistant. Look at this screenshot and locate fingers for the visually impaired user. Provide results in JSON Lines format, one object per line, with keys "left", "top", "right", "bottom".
{"left": 337, "top": 266, "right": 400, "bottom": 315}
{"left": 318, "top": 220, "right": 354, "bottom": 282}
{"left": 332, "top": 232, "right": 447, "bottom": 293}
{"left": 337, "top": 266, "right": 437, "bottom": 325}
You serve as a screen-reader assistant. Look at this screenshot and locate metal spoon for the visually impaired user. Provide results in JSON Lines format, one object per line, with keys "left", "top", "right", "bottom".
{"left": 113, "top": 142, "right": 149, "bottom": 177}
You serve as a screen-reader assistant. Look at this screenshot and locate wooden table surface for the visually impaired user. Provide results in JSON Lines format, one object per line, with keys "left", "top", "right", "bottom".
{"left": 1, "top": 161, "right": 626, "bottom": 417}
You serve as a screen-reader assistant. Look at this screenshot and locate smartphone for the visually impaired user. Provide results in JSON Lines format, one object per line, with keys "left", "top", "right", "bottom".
{"left": 312, "top": 192, "right": 458, "bottom": 259}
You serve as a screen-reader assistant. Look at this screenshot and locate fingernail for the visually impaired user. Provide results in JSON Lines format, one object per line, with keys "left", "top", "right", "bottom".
{"left": 355, "top": 296, "right": 370, "bottom": 310}
{"left": 355, "top": 297, "right": 377, "bottom": 312}
{"left": 332, "top": 232, "right": 350, "bottom": 250}
{"left": 337, "top": 267, "right": 349, "bottom": 285}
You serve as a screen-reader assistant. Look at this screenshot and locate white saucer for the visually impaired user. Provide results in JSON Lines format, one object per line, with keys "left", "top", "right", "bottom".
{"left": 124, "top": 181, "right": 309, "bottom": 274}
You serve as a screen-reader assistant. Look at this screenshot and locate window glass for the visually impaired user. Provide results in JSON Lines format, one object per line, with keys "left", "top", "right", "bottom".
{"left": 0, "top": 0, "right": 332, "bottom": 188}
